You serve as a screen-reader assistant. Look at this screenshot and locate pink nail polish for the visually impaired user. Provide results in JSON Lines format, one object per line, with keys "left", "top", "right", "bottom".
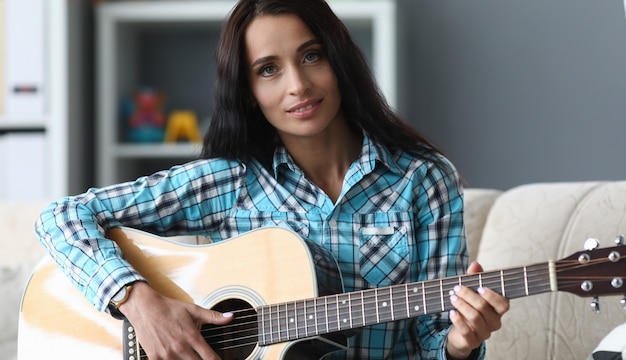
{"left": 478, "top": 287, "right": 486, "bottom": 295}
{"left": 223, "top": 312, "right": 234, "bottom": 318}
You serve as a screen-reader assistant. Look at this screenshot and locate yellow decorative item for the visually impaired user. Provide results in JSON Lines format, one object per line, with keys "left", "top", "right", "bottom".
{"left": 164, "top": 110, "right": 202, "bottom": 143}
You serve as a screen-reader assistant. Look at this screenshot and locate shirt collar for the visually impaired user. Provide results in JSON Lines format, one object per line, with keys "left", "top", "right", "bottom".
{"left": 272, "top": 132, "right": 404, "bottom": 178}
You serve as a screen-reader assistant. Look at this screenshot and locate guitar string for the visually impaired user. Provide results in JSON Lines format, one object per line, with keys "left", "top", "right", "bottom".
{"left": 193, "top": 258, "right": 612, "bottom": 348}
{"left": 135, "top": 257, "right": 619, "bottom": 353}
{"left": 210, "top": 258, "right": 609, "bottom": 337}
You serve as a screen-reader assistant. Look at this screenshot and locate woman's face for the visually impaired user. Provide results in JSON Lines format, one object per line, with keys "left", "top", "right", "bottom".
{"left": 245, "top": 14, "right": 343, "bottom": 142}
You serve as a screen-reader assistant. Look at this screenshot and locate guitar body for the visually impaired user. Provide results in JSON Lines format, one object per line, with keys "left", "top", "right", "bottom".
{"left": 18, "top": 227, "right": 347, "bottom": 359}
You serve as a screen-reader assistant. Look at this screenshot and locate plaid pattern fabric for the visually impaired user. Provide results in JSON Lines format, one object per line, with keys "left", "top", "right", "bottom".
{"left": 36, "top": 134, "right": 484, "bottom": 359}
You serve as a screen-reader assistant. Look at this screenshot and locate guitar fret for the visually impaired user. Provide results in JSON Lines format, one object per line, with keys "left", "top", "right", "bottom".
{"left": 279, "top": 303, "right": 286, "bottom": 342}
{"left": 439, "top": 279, "right": 444, "bottom": 311}
{"left": 314, "top": 298, "right": 321, "bottom": 335}
{"left": 326, "top": 295, "right": 339, "bottom": 333}
{"left": 313, "top": 297, "right": 328, "bottom": 335}
{"left": 375, "top": 287, "right": 393, "bottom": 323}
{"left": 347, "top": 293, "right": 353, "bottom": 329}
{"left": 375, "top": 288, "right": 380, "bottom": 324}
{"left": 324, "top": 297, "right": 330, "bottom": 333}
{"left": 286, "top": 302, "right": 297, "bottom": 340}
{"left": 337, "top": 293, "right": 351, "bottom": 330}
{"left": 271, "top": 304, "right": 279, "bottom": 343}
{"left": 440, "top": 277, "right": 460, "bottom": 312}
{"left": 421, "top": 282, "right": 427, "bottom": 314}
{"left": 335, "top": 295, "right": 341, "bottom": 330}
{"left": 350, "top": 291, "right": 364, "bottom": 328}
{"left": 283, "top": 303, "right": 288, "bottom": 341}
{"left": 425, "top": 280, "right": 442, "bottom": 313}
{"left": 524, "top": 266, "right": 529, "bottom": 296}
{"left": 295, "top": 300, "right": 305, "bottom": 339}
{"left": 404, "top": 284, "right": 410, "bottom": 318}
{"left": 363, "top": 289, "right": 377, "bottom": 326}
{"left": 360, "top": 291, "right": 366, "bottom": 327}
{"left": 305, "top": 298, "right": 315, "bottom": 336}
{"left": 527, "top": 263, "right": 552, "bottom": 296}
{"left": 388, "top": 285, "right": 406, "bottom": 321}
{"left": 500, "top": 270, "right": 505, "bottom": 297}
{"left": 260, "top": 306, "right": 267, "bottom": 345}
{"left": 389, "top": 287, "right": 394, "bottom": 321}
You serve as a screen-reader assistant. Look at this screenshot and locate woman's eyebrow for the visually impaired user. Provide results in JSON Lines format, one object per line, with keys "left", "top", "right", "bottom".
{"left": 250, "top": 38, "right": 321, "bottom": 69}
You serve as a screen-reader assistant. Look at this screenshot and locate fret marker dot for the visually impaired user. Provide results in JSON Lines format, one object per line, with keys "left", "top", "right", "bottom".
{"left": 449, "top": 290, "right": 455, "bottom": 296}
{"left": 413, "top": 288, "right": 418, "bottom": 293}
{"left": 414, "top": 305, "right": 420, "bottom": 312}
{"left": 343, "top": 319, "right": 348, "bottom": 323}
{"left": 308, "top": 315, "right": 313, "bottom": 320}
{"left": 342, "top": 300, "right": 347, "bottom": 305}
{"left": 382, "top": 301, "right": 388, "bottom": 307}
{"left": 290, "top": 318, "right": 294, "bottom": 323}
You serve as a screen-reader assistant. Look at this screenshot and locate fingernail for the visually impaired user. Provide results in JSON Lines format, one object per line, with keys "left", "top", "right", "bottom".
{"left": 223, "top": 312, "right": 234, "bottom": 318}
{"left": 450, "top": 309, "right": 457, "bottom": 317}
{"left": 454, "top": 285, "right": 461, "bottom": 293}
{"left": 450, "top": 295, "right": 459, "bottom": 303}
{"left": 478, "top": 287, "right": 486, "bottom": 295}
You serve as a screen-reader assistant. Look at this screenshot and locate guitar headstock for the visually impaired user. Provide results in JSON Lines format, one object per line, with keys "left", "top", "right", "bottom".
{"left": 556, "top": 235, "right": 626, "bottom": 313}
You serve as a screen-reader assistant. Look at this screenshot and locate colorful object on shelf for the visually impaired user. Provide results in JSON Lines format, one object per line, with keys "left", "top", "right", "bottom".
{"left": 127, "top": 88, "right": 166, "bottom": 143}
{"left": 164, "top": 110, "right": 202, "bottom": 143}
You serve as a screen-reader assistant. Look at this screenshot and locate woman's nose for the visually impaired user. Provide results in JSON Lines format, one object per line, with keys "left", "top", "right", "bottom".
{"left": 286, "top": 67, "right": 312, "bottom": 95}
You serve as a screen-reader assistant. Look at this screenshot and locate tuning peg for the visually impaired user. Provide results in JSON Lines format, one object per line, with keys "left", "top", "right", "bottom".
{"left": 621, "top": 296, "right": 626, "bottom": 310}
{"left": 591, "top": 296, "right": 601, "bottom": 314}
{"left": 616, "top": 235, "right": 624, "bottom": 246}
{"left": 584, "top": 238, "right": 600, "bottom": 251}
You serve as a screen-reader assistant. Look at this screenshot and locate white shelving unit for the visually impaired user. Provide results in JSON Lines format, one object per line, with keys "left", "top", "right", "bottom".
{"left": 0, "top": 1, "right": 70, "bottom": 201}
{"left": 96, "top": 0, "right": 396, "bottom": 187}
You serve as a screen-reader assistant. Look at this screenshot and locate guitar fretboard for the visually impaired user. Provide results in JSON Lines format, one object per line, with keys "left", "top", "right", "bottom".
{"left": 257, "top": 262, "right": 553, "bottom": 345}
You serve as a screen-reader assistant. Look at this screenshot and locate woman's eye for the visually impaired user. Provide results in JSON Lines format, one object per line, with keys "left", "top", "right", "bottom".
{"left": 304, "top": 51, "right": 321, "bottom": 63}
{"left": 260, "top": 65, "right": 276, "bottom": 77}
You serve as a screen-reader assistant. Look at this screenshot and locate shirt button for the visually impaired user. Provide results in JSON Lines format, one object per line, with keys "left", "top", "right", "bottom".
{"left": 328, "top": 219, "right": 337, "bottom": 228}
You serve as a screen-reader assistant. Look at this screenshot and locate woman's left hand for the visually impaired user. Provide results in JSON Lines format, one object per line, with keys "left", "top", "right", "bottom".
{"left": 445, "top": 261, "right": 510, "bottom": 359}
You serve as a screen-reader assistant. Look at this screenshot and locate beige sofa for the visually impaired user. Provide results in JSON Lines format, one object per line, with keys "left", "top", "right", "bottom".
{"left": 465, "top": 182, "right": 626, "bottom": 359}
{"left": 3, "top": 181, "right": 626, "bottom": 359}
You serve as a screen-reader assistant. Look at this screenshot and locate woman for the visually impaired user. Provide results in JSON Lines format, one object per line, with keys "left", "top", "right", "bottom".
{"left": 36, "top": 0, "right": 509, "bottom": 359}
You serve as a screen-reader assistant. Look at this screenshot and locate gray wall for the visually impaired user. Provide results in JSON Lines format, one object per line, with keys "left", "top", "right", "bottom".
{"left": 395, "top": 0, "right": 626, "bottom": 190}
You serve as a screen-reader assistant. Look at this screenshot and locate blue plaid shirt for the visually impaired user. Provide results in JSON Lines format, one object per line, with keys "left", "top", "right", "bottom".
{"left": 36, "top": 134, "right": 484, "bottom": 359}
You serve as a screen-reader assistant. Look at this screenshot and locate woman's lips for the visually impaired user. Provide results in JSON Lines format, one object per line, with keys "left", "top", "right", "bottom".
{"left": 288, "top": 100, "right": 321, "bottom": 118}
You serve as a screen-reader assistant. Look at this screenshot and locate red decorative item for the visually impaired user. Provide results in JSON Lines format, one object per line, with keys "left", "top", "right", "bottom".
{"left": 128, "top": 88, "right": 166, "bottom": 143}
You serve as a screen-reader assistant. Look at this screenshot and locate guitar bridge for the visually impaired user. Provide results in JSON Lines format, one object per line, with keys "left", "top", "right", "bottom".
{"left": 122, "top": 319, "right": 144, "bottom": 360}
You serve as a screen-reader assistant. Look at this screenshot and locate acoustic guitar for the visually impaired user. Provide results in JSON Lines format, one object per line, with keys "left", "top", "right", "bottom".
{"left": 18, "top": 227, "right": 626, "bottom": 359}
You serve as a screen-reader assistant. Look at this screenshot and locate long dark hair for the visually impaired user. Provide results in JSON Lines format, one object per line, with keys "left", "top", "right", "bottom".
{"left": 201, "top": 0, "right": 447, "bottom": 170}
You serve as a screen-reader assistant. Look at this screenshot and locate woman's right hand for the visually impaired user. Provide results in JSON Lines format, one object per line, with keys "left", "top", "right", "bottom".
{"left": 118, "top": 281, "right": 234, "bottom": 360}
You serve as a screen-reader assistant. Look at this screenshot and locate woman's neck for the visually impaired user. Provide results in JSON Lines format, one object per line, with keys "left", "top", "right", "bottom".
{"left": 281, "top": 122, "right": 362, "bottom": 203}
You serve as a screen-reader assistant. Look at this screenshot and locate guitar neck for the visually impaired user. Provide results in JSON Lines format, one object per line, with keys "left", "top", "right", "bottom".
{"left": 258, "top": 261, "right": 554, "bottom": 345}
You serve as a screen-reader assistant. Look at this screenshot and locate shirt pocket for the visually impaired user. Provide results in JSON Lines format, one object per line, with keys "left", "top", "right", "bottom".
{"left": 358, "top": 224, "right": 410, "bottom": 287}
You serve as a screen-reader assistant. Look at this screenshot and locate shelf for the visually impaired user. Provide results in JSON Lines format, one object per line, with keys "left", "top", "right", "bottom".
{"left": 0, "top": 120, "right": 46, "bottom": 133}
{"left": 114, "top": 143, "right": 202, "bottom": 158}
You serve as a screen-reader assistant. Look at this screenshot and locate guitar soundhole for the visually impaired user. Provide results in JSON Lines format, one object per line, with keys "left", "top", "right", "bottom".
{"left": 204, "top": 298, "right": 258, "bottom": 359}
